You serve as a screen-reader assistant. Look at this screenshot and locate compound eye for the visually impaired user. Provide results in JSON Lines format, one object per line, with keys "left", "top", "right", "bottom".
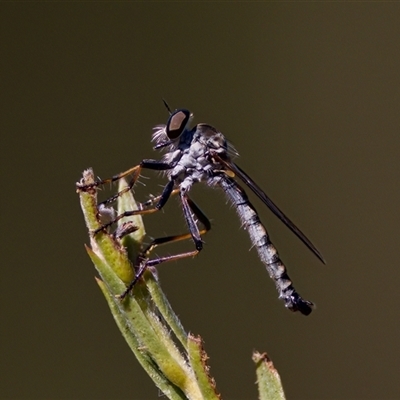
{"left": 166, "top": 109, "right": 190, "bottom": 139}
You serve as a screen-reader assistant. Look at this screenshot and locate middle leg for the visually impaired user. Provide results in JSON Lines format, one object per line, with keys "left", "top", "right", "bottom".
{"left": 119, "top": 196, "right": 211, "bottom": 298}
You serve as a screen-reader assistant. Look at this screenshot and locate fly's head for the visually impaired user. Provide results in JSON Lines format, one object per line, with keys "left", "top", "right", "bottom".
{"left": 166, "top": 109, "right": 192, "bottom": 141}
{"left": 152, "top": 108, "right": 193, "bottom": 152}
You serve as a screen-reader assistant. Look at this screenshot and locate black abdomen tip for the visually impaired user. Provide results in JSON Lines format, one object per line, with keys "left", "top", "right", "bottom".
{"left": 285, "top": 295, "right": 315, "bottom": 316}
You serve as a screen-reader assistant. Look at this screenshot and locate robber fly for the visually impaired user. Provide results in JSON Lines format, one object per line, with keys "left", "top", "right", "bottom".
{"left": 77, "top": 102, "right": 325, "bottom": 315}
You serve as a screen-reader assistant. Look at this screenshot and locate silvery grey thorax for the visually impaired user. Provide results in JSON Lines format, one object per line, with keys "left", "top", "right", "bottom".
{"left": 152, "top": 123, "right": 229, "bottom": 194}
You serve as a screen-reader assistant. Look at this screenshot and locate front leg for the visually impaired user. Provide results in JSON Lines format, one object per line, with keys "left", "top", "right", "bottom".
{"left": 76, "top": 159, "right": 174, "bottom": 192}
{"left": 180, "top": 193, "right": 204, "bottom": 251}
{"left": 93, "top": 179, "right": 176, "bottom": 235}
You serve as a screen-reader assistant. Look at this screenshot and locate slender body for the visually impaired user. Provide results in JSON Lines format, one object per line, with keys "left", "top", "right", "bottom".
{"left": 150, "top": 108, "right": 324, "bottom": 315}
{"left": 78, "top": 105, "right": 324, "bottom": 315}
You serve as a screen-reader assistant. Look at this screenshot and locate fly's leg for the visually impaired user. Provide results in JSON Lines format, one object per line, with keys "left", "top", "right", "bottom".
{"left": 140, "top": 188, "right": 181, "bottom": 209}
{"left": 119, "top": 196, "right": 211, "bottom": 299}
{"left": 76, "top": 159, "right": 174, "bottom": 206}
{"left": 76, "top": 160, "right": 176, "bottom": 235}
{"left": 180, "top": 193, "right": 204, "bottom": 251}
{"left": 93, "top": 179, "right": 175, "bottom": 235}
{"left": 131, "top": 188, "right": 206, "bottom": 249}
{"left": 119, "top": 242, "right": 199, "bottom": 300}
{"left": 76, "top": 164, "right": 141, "bottom": 191}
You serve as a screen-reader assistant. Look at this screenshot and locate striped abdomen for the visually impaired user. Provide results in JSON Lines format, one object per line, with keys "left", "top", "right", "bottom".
{"left": 219, "top": 177, "right": 314, "bottom": 316}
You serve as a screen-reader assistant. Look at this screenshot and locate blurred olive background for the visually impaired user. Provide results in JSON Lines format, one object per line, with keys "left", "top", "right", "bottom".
{"left": 2, "top": 3, "right": 399, "bottom": 400}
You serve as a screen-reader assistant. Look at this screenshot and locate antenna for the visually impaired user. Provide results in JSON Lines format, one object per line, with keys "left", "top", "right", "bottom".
{"left": 162, "top": 98, "right": 172, "bottom": 114}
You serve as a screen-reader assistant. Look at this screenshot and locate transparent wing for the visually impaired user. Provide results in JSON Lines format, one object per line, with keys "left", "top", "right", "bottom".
{"left": 215, "top": 155, "right": 325, "bottom": 264}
